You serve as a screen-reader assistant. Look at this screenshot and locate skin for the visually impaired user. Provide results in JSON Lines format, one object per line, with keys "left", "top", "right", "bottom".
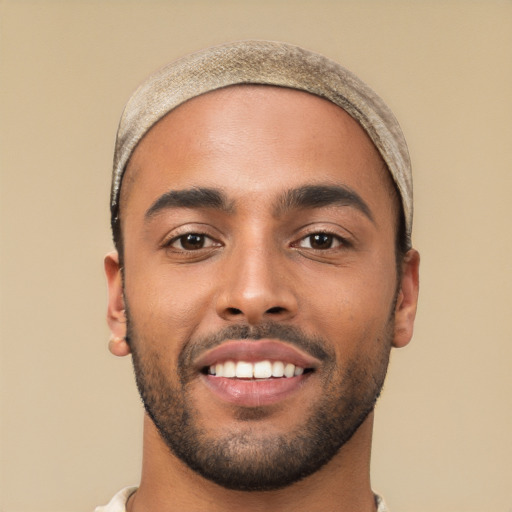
{"left": 105, "top": 86, "right": 420, "bottom": 512}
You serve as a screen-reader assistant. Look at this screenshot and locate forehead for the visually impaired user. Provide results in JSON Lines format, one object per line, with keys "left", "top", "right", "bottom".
{"left": 122, "top": 85, "right": 394, "bottom": 212}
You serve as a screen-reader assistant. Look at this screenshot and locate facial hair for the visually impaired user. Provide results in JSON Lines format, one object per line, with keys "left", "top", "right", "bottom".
{"left": 126, "top": 313, "right": 393, "bottom": 492}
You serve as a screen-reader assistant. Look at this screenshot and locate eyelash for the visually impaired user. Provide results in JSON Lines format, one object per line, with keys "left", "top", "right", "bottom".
{"left": 292, "top": 231, "right": 349, "bottom": 251}
{"left": 164, "top": 232, "right": 221, "bottom": 251}
{"left": 163, "top": 229, "right": 349, "bottom": 253}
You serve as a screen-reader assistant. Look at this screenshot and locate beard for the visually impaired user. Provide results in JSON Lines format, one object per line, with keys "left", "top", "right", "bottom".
{"left": 127, "top": 316, "right": 392, "bottom": 492}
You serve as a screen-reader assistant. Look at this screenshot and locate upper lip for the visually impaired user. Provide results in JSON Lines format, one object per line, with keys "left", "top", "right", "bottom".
{"left": 194, "top": 339, "right": 322, "bottom": 370}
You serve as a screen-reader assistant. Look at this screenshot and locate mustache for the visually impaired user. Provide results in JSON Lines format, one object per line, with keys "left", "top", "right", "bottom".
{"left": 179, "top": 323, "right": 333, "bottom": 371}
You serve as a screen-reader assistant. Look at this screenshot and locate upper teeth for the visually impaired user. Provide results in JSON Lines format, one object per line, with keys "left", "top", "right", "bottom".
{"left": 209, "top": 360, "right": 304, "bottom": 379}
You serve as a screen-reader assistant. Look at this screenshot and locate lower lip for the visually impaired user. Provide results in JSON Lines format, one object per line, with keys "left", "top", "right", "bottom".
{"left": 200, "top": 373, "right": 310, "bottom": 407}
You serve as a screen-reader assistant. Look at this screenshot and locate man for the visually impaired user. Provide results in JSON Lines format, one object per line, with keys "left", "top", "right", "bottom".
{"left": 99, "top": 40, "right": 420, "bottom": 512}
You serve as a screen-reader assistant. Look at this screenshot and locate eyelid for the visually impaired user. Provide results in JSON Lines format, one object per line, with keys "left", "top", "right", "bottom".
{"left": 168, "top": 233, "right": 220, "bottom": 250}
{"left": 159, "top": 223, "right": 224, "bottom": 249}
{"left": 295, "top": 232, "right": 345, "bottom": 250}
{"left": 290, "top": 224, "right": 354, "bottom": 249}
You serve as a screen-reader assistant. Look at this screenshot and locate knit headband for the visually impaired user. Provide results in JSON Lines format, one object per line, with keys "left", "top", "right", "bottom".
{"left": 111, "top": 40, "right": 412, "bottom": 244}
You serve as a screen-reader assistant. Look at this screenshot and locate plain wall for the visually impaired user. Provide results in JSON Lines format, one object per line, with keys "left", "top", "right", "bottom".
{"left": 0, "top": 1, "right": 511, "bottom": 511}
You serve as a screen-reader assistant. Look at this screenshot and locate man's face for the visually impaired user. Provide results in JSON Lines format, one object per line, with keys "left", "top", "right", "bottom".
{"left": 109, "top": 86, "right": 415, "bottom": 490}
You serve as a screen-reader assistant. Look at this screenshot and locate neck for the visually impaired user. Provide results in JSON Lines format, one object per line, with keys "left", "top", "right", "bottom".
{"left": 128, "top": 413, "right": 377, "bottom": 512}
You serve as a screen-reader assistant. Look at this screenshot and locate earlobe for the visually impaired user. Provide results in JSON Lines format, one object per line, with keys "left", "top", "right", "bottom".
{"left": 393, "top": 249, "right": 420, "bottom": 348}
{"left": 108, "top": 336, "right": 131, "bottom": 357}
{"left": 104, "top": 251, "right": 131, "bottom": 356}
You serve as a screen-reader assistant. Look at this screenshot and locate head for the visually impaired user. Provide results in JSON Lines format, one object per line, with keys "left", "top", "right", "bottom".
{"left": 105, "top": 42, "right": 419, "bottom": 491}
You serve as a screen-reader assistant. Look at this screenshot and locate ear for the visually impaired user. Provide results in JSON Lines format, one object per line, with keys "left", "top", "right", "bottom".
{"left": 392, "top": 249, "right": 420, "bottom": 348}
{"left": 104, "top": 251, "right": 130, "bottom": 356}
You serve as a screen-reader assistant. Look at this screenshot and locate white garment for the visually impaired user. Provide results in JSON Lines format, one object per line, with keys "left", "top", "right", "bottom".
{"left": 95, "top": 486, "right": 389, "bottom": 511}
{"left": 95, "top": 487, "right": 137, "bottom": 512}
{"left": 375, "top": 493, "right": 390, "bottom": 512}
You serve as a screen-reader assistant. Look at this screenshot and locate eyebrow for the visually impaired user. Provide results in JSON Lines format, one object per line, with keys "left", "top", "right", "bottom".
{"left": 275, "top": 184, "right": 374, "bottom": 222}
{"left": 144, "top": 184, "right": 373, "bottom": 223}
{"left": 145, "top": 187, "right": 232, "bottom": 220}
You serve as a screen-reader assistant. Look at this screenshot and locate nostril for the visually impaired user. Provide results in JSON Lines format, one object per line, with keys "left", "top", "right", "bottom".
{"left": 267, "top": 306, "right": 286, "bottom": 315}
{"left": 226, "top": 307, "right": 243, "bottom": 315}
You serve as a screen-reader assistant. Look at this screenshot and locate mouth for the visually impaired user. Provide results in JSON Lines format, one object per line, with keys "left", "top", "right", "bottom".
{"left": 195, "top": 339, "right": 319, "bottom": 407}
{"left": 203, "top": 360, "right": 312, "bottom": 379}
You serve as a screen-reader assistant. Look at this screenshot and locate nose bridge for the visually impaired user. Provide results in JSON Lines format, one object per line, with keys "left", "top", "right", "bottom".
{"left": 216, "top": 228, "right": 297, "bottom": 324}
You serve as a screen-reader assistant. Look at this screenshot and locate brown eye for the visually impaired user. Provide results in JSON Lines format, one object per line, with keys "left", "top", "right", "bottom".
{"left": 310, "top": 233, "right": 333, "bottom": 249}
{"left": 171, "top": 233, "right": 211, "bottom": 250}
{"left": 298, "top": 233, "right": 342, "bottom": 250}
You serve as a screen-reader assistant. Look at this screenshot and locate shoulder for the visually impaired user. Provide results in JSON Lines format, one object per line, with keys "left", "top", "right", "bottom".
{"left": 95, "top": 487, "right": 138, "bottom": 512}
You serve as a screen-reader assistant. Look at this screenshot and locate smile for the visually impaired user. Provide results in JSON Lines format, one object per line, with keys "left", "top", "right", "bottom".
{"left": 194, "top": 339, "right": 320, "bottom": 407}
{"left": 207, "top": 360, "right": 306, "bottom": 379}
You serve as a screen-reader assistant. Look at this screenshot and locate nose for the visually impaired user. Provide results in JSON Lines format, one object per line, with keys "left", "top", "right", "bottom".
{"left": 215, "top": 243, "right": 298, "bottom": 325}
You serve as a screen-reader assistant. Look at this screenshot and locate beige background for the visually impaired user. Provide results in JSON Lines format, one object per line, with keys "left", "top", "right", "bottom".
{"left": 0, "top": 1, "right": 511, "bottom": 511}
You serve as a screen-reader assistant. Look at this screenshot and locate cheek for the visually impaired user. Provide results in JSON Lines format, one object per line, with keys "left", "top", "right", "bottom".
{"left": 124, "top": 266, "right": 214, "bottom": 363}
{"left": 296, "top": 259, "right": 397, "bottom": 353}
{"left": 302, "top": 261, "right": 396, "bottom": 314}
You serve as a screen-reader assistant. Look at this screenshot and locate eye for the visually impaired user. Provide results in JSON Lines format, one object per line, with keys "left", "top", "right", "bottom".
{"left": 297, "top": 233, "right": 343, "bottom": 250}
{"left": 169, "top": 233, "right": 218, "bottom": 251}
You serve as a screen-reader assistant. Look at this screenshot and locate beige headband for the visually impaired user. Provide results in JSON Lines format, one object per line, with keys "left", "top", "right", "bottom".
{"left": 112, "top": 40, "right": 412, "bottom": 244}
